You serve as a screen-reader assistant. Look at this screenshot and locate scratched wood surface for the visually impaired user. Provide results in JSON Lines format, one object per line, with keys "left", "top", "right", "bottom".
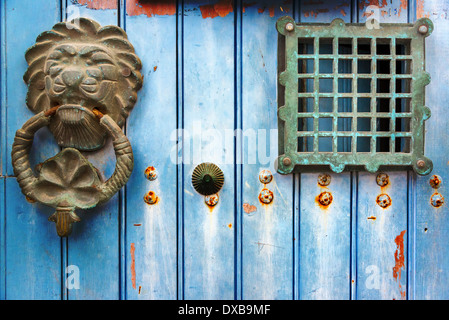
{"left": 1, "top": 0, "right": 449, "bottom": 300}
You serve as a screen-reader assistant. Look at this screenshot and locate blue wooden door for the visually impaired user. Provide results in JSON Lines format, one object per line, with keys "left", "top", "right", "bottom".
{"left": 1, "top": 0, "right": 448, "bottom": 300}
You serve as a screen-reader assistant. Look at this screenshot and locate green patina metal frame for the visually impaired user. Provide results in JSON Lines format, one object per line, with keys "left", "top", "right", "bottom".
{"left": 276, "top": 16, "right": 433, "bottom": 176}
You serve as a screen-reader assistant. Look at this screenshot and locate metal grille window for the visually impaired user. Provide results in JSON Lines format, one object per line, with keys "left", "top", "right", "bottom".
{"left": 276, "top": 17, "right": 433, "bottom": 176}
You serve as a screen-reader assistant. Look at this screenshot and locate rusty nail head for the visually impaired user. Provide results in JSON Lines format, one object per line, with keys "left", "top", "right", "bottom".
{"left": 430, "top": 175, "right": 442, "bottom": 189}
{"left": 318, "top": 173, "right": 331, "bottom": 187}
{"left": 418, "top": 25, "right": 429, "bottom": 34}
{"left": 122, "top": 67, "right": 131, "bottom": 77}
{"left": 143, "top": 191, "right": 158, "bottom": 205}
{"left": 205, "top": 194, "right": 219, "bottom": 207}
{"left": 318, "top": 191, "right": 333, "bottom": 207}
{"left": 144, "top": 166, "right": 158, "bottom": 181}
{"left": 431, "top": 193, "right": 444, "bottom": 208}
{"left": 376, "top": 173, "right": 389, "bottom": 187}
{"left": 285, "top": 22, "right": 295, "bottom": 31}
{"left": 282, "top": 157, "right": 292, "bottom": 166}
{"left": 259, "top": 170, "right": 273, "bottom": 184}
{"left": 376, "top": 194, "right": 392, "bottom": 209}
{"left": 259, "top": 188, "right": 274, "bottom": 204}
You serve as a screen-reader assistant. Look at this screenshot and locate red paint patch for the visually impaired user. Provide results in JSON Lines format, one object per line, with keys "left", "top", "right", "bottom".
{"left": 268, "top": 6, "right": 275, "bottom": 17}
{"left": 126, "top": 0, "right": 176, "bottom": 18}
{"left": 78, "top": 0, "right": 117, "bottom": 10}
{"left": 199, "top": 0, "right": 233, "bottom": 19}
{"left": 130, "top": 243, "right": 136, "bottom": 289}
{"left": 393, "top": 230, "right": 407, "bottom": 300}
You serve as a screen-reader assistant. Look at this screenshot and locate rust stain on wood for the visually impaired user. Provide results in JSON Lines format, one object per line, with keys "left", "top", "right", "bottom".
{"left": 126, "top": 0, "right": 176, "bottom": 18}
{"left": 393, "top": 230, "right": 407, "bottom": 300}
{"left": 77, "top": 0, "right": 117, "bottom": 10}
{"left": 130, "top": 243, "right": 136, "bottom": 289}
{"left": 199, "top": 0, "right": 233, "bottom": 19}
{"left": 417, "top": 0, "right": 429, "bottom": 19}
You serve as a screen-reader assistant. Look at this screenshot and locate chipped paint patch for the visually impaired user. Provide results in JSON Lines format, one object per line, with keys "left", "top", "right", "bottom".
{"left": 77, "top": 0, "right": 117, "bottom": 10}
{"left": 243, "top": 203, "right": 257, "bottom": 214}
{"left": 126, "top": 0, "right": 176, "bottom": 18}
{"left": 303, "top": 8, "right": 329, "bottom": 18}
{"left": 393, "top": 230, "right": 406, "bottom": 300}
{"left": 199, "top": 0, "right": 233, "bottom": 19}
{"left": 130, "top": 243, "right": 136, "bottom": 289}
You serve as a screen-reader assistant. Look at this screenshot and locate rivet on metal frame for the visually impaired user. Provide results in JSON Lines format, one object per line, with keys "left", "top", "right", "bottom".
{"left": 376, "top": 194, "right": 392, "bottom": 209}
{"left": 318, "top": 174, "right": 331, "bottom": 187}
{"left": 259, "top": 188, "right": 274, "bottom": 205}
{"left": 431, "top": 193, "right": 444, "bottom": 208}
{"left": 144, "top": 166, "right": 158, "bottom": 181}
{"left": 259, "top": 170, "right": 273, "bottom": 184}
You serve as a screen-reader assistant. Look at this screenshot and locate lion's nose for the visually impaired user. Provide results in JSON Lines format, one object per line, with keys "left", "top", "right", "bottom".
{"left": 61, "top": 70, "right": 84, "bottom": 88}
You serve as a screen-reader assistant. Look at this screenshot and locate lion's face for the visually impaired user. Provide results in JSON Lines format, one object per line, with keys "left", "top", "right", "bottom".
{"left": 45, "top": 44, "right": 119, "bottom": 106}
{"left": 24, "top": 18, "right": 142, "bottom": 151}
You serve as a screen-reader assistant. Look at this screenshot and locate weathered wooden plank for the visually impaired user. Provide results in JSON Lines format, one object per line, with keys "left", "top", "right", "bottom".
{"left": 414, "top": 0, "right": 449, "bottom": 300}
{"left": 298, "top": 0, "right": 353, "bottom": 300}
{"left": 240, "top": 0, "right": 294, "bottom": 300}
{"left": 64, "top": 2, "right": 120, "bottom": 300}
{"left": 354, "top": 2, "right": 410, "bottom": 300}
{"left": 182, "top": 0, "right": 236, "bottom": 300}
{"left": 356, "top": 173, "right": 408, "bottom": 300}
{"left": 124, "top": 0, "right": 178, "bottom": 300}
{"left": 4, "top": 0, "right": 62, "bottom": 300}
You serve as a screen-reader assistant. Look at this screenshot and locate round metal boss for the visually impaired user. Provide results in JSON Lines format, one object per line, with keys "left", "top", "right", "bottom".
{"left": 192, "top": 163, "right": 224, "bottom": 196}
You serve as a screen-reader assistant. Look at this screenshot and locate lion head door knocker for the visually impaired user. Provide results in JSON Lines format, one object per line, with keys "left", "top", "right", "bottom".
{"left": 11, "top": 18, "right": 143, "bottom": 237}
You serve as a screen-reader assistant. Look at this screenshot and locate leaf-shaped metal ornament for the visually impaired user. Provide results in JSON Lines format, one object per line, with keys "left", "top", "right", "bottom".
{"left": 33, "top": 148, "right": 101, "bottom": 236}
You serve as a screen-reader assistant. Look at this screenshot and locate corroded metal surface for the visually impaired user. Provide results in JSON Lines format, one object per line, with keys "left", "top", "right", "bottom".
{"left": 12, "top": 110, "right": 134, "bottom": 236}
{"left": 259, "top": 169, "right": 273, "bottom": 184}
{"left": 276, "top": 16, "right": 433, "bottom": 176}
{"left": 144, "top": 166, "right": 158, "bottom": 181}
{"left": 12, "top": 18, "right": 141, "bottom": 237}
{"left": 144, "top": 191, "right": 158, "bottom": 205}
{"left": 259, "top": 188, "right": 274, "bottom": 204}
{"left": 23, "top": 18, "right": 142, "bottom": 151}
{"left": 377, "top": 193, "right": 392, "bottom": 209}
{"left": 318, "top": 173, "right": 331, "bottom": 186}
{"left": 376, "top": 173, "right": 390, "bottom": 187}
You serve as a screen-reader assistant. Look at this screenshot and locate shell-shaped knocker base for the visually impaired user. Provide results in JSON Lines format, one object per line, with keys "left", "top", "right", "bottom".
{"left": 33, "top": 148, "right": 102, "bottom": 237}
